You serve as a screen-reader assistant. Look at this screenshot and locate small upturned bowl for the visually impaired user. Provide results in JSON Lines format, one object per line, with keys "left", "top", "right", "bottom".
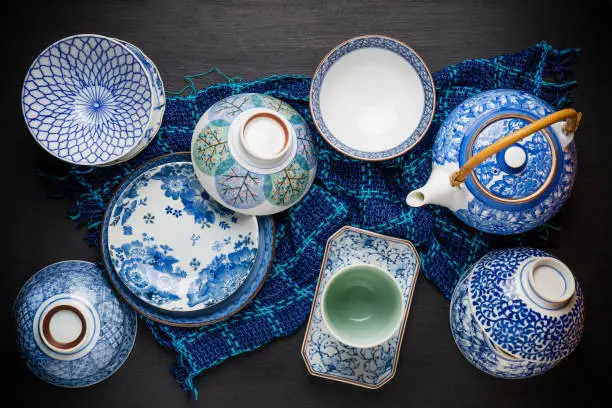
{"left": 22, "top": 34, "right": 163, "bottom": 166}
{"left": 13, "top": 261, "right": 137, "bottom": 387}
{"left": 191, "top": 93, "right": 317, "bottom": 215}
{"left": 450, "top": 248, "right": 585, "bottom": 379}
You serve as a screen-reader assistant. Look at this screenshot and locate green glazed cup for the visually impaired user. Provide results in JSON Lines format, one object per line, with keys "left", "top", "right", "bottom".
{"left": 321, "top": 264, "right": 404, "bottom": 348}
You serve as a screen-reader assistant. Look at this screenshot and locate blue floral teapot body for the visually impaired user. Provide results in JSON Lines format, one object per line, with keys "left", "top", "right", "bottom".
{"left": 407, "top": 90, "right": 581, "bottom": 234}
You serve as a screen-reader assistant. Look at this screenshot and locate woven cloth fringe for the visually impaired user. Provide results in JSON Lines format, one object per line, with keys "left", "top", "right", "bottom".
{"left": 39, "top": 41, "right": 578, "bottom": 397}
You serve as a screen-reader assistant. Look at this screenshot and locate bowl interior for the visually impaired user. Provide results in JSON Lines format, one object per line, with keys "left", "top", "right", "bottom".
{"left": 22, "top": 35, "right": 153, "bottom": 165}
{"left": 311, "top": 36, "right": 435, "bottom": 160}
{"left": 322, "top": 264, "right": 403, "bottom": 348}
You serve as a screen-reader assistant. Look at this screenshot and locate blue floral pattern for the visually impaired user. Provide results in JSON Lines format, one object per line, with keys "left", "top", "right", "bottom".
{"left": 450, "top": 273, "right": 554, "bottom": 379}
{"left": 310, "top": 35, "right": 435, "bottom": 160}
{"left": 102, "top": 212, "right": 275, "bottom": 327}
{"left": 468, "top": 248, "right": 584, "bottom": 362}
{"left": 13, "top": 261, "right": 137, "bottom": 387}
{"left": 191, "top": 93, "right": 317, "bottom": 215}
{"left": 106, "top": 154, "right": 259, "bottom": 312}
{"left": 432, "top": 89, "right": 577, "bottom": 234}
{"left": 472, "top": 118, "right": 553, "bottom": 199}
{"left": 302, "top": 227, "right": 419, "bottom": 388}
{"left": 22, "top": 35, "right": 154, "bottom": 165}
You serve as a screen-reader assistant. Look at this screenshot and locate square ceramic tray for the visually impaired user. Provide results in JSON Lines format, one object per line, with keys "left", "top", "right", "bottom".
{"left": 301, "top": 226, "right": 420, "bottom": 388}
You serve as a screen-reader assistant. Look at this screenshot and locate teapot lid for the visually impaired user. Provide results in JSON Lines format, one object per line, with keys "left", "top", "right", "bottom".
{"left": 468, "top": 248, "right": 584, "bottom": 362}
{"left": 459, "top": 92, "right": 564, "bottom": 208}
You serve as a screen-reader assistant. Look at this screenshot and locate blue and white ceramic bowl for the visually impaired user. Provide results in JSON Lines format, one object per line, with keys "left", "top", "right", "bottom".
{"left": 450, "top": 248, "right": 584, "bottom": 379}
{"left": 191, "top": 93, "right": 317, "bottom": 215}
{"left": 310, "top": 35, "right": 435, "bottom": 161}
{"left": 107, "top": 39, "right": 166, "bottom": 164}
{"left": 14, "top": 261, "right": 137, "bottom": 387}
{"left": 22, "top": 34, "right": 163, "bottom": 166}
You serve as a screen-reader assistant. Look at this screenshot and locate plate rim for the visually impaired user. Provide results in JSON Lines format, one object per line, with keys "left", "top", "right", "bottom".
{"left": 309, "top": 34, "right": 436, "bottom": 162}
{"left": 100, "top": 152, "right": 275, "bottom": 327}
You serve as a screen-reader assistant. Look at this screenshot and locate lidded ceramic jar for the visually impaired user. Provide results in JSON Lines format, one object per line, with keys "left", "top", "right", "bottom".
{"left": 191, "top": 93, "right": 317, "bottom": 215}
{"left": 450, "top": 248, "right": 584, "bottom": 379}
{"left": 13, "top": 261, "right": 137, "bottom": 387}
{"left": 407, "top": 90, "right": 581, "bottom": 235}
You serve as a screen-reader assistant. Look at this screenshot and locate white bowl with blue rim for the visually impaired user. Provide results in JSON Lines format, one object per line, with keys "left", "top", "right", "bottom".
{"left": 101, "top": 153, "right": 275, "bottom": 326}
{"left": 22, "top": 34, "right": 165, "bottom": 166}
{"left": 310, "top": 35, "right": 436, "bottom": 161}
{"left": 13, "top": 261, "right": 137, "bottom": 387}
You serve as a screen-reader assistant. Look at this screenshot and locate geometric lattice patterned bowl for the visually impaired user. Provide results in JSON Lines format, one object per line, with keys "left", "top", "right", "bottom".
{"left": 22, "top": 34, "right": 158, "bottom": 166}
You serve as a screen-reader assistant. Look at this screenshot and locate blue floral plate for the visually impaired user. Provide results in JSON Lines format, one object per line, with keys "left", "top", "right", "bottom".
{"left": 301, "top": 226, "right": 420, "bottom": 388}
{"left": 105, "top": 153, "right": 259, "bottom": 313}
{"left": 102, "top": 153, "right": 274, "bottom": 327}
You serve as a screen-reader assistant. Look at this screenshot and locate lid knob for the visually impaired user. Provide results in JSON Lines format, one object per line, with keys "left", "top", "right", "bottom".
{"left": 525, "top": 257, "right": 576, "bottom": 309}
{"left": 240, "top": 111, "right": 291, "bottom": 163}
{"left": 36, "top": 297, "right": 98, "bottom": 358}
{"left": 41, "top": 305, "right": 86, "bottom": 351}
{"left": 496, "top": 145, "right": 527, "bottom": 174}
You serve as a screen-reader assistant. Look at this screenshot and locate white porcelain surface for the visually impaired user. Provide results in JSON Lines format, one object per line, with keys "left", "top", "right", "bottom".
{"left": 321, "top": 48, "right": 424, "bottom": 153}
{"left": 310, "top": 35, "right": 435, "bottom": 161}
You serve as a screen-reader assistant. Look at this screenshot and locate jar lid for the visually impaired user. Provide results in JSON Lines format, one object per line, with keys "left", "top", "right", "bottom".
{"left": 468, "top": 248, "right": 584, "bottom": 362}
{"left": 459, "top": 91, "right": 563, "bottom": 209}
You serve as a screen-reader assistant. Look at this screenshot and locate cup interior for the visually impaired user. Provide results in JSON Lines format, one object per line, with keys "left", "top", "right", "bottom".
{"left": 322, "top": 264, "right": 403, "bottom": 348}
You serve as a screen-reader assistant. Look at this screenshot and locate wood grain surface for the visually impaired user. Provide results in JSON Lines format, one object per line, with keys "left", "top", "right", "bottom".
{"left": 3, "top": 0, "right": 611, "bottom": 406}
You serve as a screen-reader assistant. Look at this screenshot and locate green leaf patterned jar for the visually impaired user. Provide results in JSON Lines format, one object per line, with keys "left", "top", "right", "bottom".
{"left": 191, "top": 93, "right": 317, "bottom": 215}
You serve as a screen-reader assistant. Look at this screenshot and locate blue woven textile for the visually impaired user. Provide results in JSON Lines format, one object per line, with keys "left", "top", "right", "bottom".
{"left": 42, "top": 42, "right": 578, "bottom": 396}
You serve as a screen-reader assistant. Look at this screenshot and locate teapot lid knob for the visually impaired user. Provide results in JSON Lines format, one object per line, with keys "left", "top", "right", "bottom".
{"left": 496, "top": 145, "right": 527, "bottom": 174}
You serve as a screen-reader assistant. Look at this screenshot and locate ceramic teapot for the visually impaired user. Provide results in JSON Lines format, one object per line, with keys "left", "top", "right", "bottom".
{"left": 450, "top": 248, "right": 584, "bottom": 379}
{"left": 406, "top": 90, "right": 582, "bottom": 234}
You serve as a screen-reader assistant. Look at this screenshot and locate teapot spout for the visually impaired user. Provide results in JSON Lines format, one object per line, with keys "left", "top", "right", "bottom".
{"left": 406, "top": 166, "right": 470, "bottom": 211}
{"left": 406, "top": 184, "right": 447, "bottom": 208}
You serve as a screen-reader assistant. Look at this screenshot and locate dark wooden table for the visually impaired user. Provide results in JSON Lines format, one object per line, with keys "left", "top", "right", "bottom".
{"left": 3, "top": 0, "right": 611, "bottom": 406}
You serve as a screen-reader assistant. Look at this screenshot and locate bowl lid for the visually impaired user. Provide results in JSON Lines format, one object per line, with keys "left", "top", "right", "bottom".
{"left": 310, "top": 35, "right": 435, "bottom": 161}
{"left": 22, "top": 34, "right": 155, "bottom": 165}
{"left": 467, "top": 248, "right": 584, "bottom": 362}
{"left": 191, "top": 93, "right": 317, "bottom": 215}
{"left": 457, "top": 90, "right": 564, "bottom": 208}
{"left": 105, "top": 153, "right": 259, "bottom": 313}
{"left": 13, "top": 261, "right": 136, "bottom": 387}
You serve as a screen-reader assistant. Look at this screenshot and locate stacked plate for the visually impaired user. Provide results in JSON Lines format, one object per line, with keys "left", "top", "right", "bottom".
{"left": 101, "top": 153, "right": 274, "bottom": 326}
{"left": 22, "top": 34, "right": 165, "bottom": 166}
